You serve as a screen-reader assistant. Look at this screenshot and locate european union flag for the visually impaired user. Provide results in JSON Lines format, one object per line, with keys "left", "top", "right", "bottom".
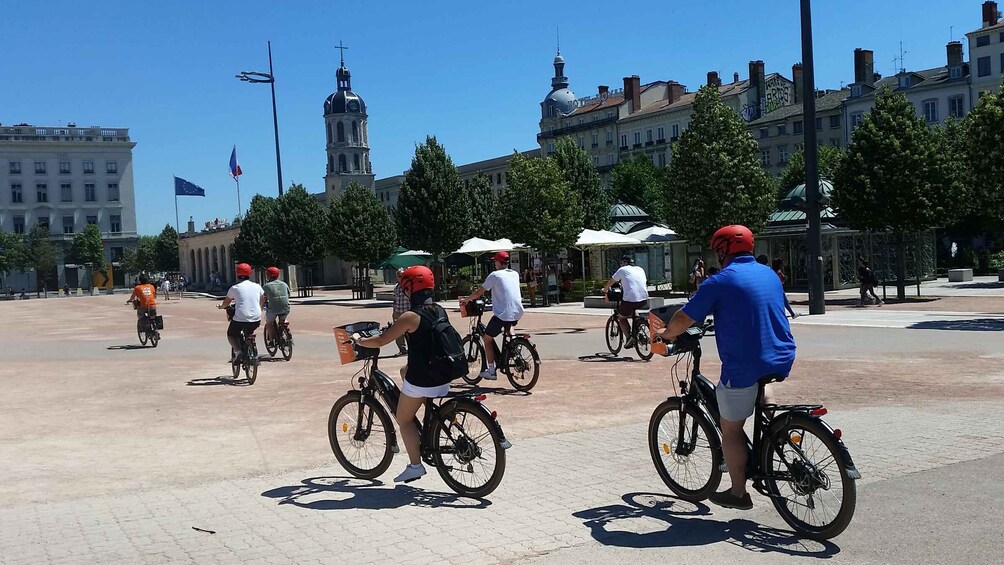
{"left": 174, "top": 176, "right": 206, "bottom": 197}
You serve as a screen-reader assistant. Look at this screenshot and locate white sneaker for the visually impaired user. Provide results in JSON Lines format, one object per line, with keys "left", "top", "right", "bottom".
{"left": 394, "top": 463, "right": 426, "bottom": 483}
{"left": 479, "top": 369, "right": 497, "bottom": 380}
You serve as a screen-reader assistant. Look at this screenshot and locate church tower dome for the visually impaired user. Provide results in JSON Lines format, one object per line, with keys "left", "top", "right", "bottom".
{"left": 323, "top": 42, "right": 375, "bottom": 200}
{"left": 541, "top": 50, "right": 576, "bottom": 119}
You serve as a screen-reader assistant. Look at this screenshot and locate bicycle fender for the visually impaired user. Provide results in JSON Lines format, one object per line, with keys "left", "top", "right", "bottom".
{"left": 443, "top": 397, "right": 512, "bottom": 449}
{"left": 776, "top": 412, "right": 861, "bottom": 480}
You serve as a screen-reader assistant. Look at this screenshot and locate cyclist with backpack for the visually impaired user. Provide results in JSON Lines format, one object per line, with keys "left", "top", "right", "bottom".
{"left": 356, "top": 265, "right": 467, "bottom": 483}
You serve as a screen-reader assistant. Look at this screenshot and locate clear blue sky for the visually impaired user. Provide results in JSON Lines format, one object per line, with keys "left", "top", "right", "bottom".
{"left": 0, "top": 0, "right": 981, "bottom": 234}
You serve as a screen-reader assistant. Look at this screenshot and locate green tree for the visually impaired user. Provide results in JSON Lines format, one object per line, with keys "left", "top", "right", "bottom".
{"left": 610, "top": 154, "right": 664, "bottom": 211}
{"left": 502, "top": 151, "right": 582, "bottom": 253}
{"left": 69, "top": 224, "right": 105, "bottom": 273}
{"left": 153, "top": 224, "right": 180, "bottom": 273}
{"left": 327, "top": 181, "right": 397, "bottom": 268}
{"left": 272, "top": 183, "right": 327, "bottom": 266}
{"left": 0, "top": 232, "right": 24, "bottom": 275}
{"left": 778, "top": 144, "right": 845, "bottom": 195}
{"left": 120, "top": 236, "right": 157, "bottom": 275}
{"left": 965, "top": 86, "right": 1004, "bottom": 220}
{"left": 832, "top": 88, "right": 961, "bottom": 299}
{"left": 467, "top": 172, "right": 500, "bottom": 240}
{"left": 552, "top": 137, "right": 610, "bottom": 230}
{"left": 396, "top": 136, "right": 470, "bottom": 256}
{"left": 233, "top": 194, "right": 280, "bottom": 267}
{"left": 25, "top": 226, "right": 61, "bottom": 289}
{"left": 662, "top": 84, "right": 777, "bottom": 245}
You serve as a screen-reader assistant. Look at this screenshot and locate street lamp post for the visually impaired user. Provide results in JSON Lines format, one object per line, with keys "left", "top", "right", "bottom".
{"left": 237, "top": 41, "right": 284, "bottom": 196}
{"left": 800, "top": 0, "right": 826, "bottom": 315}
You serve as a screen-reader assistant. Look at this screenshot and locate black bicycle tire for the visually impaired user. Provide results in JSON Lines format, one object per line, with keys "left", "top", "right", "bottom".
{"left": 430, "top": 401, "right": 506, "bottom": 498}
{"left": 280, "top": 328, "right": 293, "bottom": 361}
{"left": 648, "top": 398, "right": 722, "bottom": 501}
{"left": 245, "top": 341, "right": 258, "bottom": 385}
{"left": 460, "top": 335, "right": 485, "bottom": 385}
{"left": 605, "top": 315, "right": 623, "bottom": 355}
{"left": 328, "top": 394, "right": 395, "bottom": 479}
{"left": 138, "top": 327, "right": 148, "bottom": 346}
{"left": 505, "top": 338, "right": 540, "bottom": 392}
{"left": 231, "top": 348, "right": 241, "bottom": 378}
{"left": 634, "top": 321, "right": 653, "bottom": 361}
{"left": 150, "top": 331, "right": 159, "bottom": 348}
{"left": 760, "top": 413, "right": 856, "bottom": 540}
{"left": 265, "top": 331, "right": 278, "bottom": 356}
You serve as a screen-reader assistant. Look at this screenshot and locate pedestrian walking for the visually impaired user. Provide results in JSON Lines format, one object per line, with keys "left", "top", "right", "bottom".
{"left": 688, "top": 258, "right": 706, "bottom": 296}
{"left": 857, "top": 259, "right": 882, "bottom": 306}
{"left": 771, "top": 257, "right": 798, "bottom": 319}
{"left": 524, "top": 266, "right": 538, "bottom": 308}
{"left": 392, "top": 268, "right": 410, "bottom": 356}
{"left": 160, "top": 278, "right": 171, "bottom": 300}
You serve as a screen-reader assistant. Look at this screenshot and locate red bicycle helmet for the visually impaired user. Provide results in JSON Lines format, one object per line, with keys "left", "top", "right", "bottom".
{"left": 710, "top": 225, "right": 755, "bottom": 257}
{"left": 492, "top": 251, "right": 510, "bottom": 263}
{"left": 266, "top": 266, "right": 280, "bottom": 279}
{"left": 400, "top": 266, "right": 434, "bottom": 293}
{"left": 235, "top": 263, "right": 253, "bottom": 278}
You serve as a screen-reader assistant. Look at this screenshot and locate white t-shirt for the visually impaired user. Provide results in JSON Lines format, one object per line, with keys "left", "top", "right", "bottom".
{"left": 613, "top": 265, "right": 649, "bottom": 302}
{"left": 160, "top": 280, "right": 170, "bottom": 292}
{"left": 227, "top": 280, "right": 265, "bottom": 322}
{"left": 482, "top": 269, "right": 524, "bottom": 322}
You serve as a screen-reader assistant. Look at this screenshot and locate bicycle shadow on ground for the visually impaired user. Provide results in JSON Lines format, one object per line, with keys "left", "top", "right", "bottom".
{"left": 534, "top": 328, "right": 588, "bottom": 336}
{"left": 106, "top": 344, "right": 149, "bottom": 351}
{"left": 577, "top": 353, "right": 638, "bottom": 362}
{"left": 573, "top": 492, "right": 839, "bottom": 558}
{"left": 261, "top": 476, "right": 491, "bottom": 511}
{"left": 450, "top": 384, "right": 530, "bottom": 397}
{"left": 186, "top": 376, "right": 251, "bottom": 387}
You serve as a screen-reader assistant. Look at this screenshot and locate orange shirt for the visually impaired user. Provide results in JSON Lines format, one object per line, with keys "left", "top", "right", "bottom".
{"left": 131, "top": 284, "right": 157, "bottom": 309}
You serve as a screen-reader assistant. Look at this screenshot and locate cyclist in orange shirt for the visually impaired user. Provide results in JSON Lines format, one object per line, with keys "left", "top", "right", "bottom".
{"left": 126, "top": 275, "right": 158, "bottom": 332}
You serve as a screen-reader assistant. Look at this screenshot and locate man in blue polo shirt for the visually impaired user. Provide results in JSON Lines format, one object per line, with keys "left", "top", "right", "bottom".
{"left": 658, "top": 224, "right": 796, "bottom": 510}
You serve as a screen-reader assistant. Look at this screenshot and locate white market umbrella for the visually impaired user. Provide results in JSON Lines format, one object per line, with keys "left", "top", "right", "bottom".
{"left": 454, "top": 237, "right": 500, "bottom": 255}
{"left": 573, "top": 229, "right": 645, "bottom": 289}
{"left": 628, "top": 225, "right": 678, "bottom": 243}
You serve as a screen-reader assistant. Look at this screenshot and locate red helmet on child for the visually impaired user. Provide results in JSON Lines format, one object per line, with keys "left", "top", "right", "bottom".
{"left": 266, "top": 266, "right": 280, "bottom": 279}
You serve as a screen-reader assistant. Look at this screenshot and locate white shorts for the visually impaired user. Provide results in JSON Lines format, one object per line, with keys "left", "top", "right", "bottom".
{"left": 716, "top": 381, "right": 760, "bottom": 422}
{"left": 401, "top": 380, "right": 450, "bottom": 399}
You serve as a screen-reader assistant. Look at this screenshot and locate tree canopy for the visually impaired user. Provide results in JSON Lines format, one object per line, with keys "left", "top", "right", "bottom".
{"left": 396, "top": 136, "right": 471, "bottom": 256}
{"left": 552, "top": 137, "right": 610, "bottom": 230}
{"left": 272, "top": 183, "right": 327, "bottom": 266}
{"left": 778, "top": 144, "right": 845, "bottom": 195}
{"left": 965, "top": 86, "right": 1004, "bottom": 220}
{"left": 502, "top": 151, "right": 582, "bottom": 253}
{"left": 610, "top": 153, "right": 664, "bottom": 213}
{"left": 121, "top": 236, "right": 157, "bottom": 275}
{"left": 326, "top": 181, "right": 398, "bottom": 266}
{"left": 69, "top": 224, "right": 105, "bottom": 272}
{"left": 467, "top": 172, "right": 500, "bottom": 240}
{"left": 153, "top": 224, "right": 180, "bottom": 273}
{"left": 0, "top": 232, "right": 23, "bottom": 275}
{"left": 662, "top": 84, "right": 777, "bottom": 245}
{"left": 233, "top": 194, "right": 280, "bottom": 267}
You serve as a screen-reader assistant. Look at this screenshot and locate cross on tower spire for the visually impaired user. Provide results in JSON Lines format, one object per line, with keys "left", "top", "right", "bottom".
{"left": 336, "top": 40, "right": 349, "bottom": 67}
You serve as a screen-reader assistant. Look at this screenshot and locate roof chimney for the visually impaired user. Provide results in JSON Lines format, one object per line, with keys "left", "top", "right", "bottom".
{"left": 947, "top": 41, "right": 964, "bottom": 68}
{"left": 983, "top": 1, "right": 1000, "bottom": 27}
{"left": 853, "top": 48, "right": 875, "bottom": 85}
{"left": 667, "top": 81, "right": 686, "bottom": 103}
{"left": 598, "top": 85, "right": 609, "bottom": 98}
{"left": 623, "top": 75, "right": 641, "bottom": 113}
{"left": 733, "top": 72, "right": 740, "bottom": 83}
{"left": 748, "top": 60, "right": 766, "bottom": 119}
{"left": 792, "top": 63, "right": 804, "bottom": 104}
{"left": 707, "top": 71, "right": 721, "bottom": 87}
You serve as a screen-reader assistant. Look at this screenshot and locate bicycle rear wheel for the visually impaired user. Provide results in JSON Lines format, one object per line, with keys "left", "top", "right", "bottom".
{"left": 244, "top": 341, "right": 258, "bottom": 385}
{"left": 505, "top": 337, "right": 540, "bottom": 392}
{"left": 430, "top": 401, "right": 506, "bottom": 498}
{"left": 328, "top": 394, "right": 395, "bottom": 479}
{"left": 760, "top": 413, "right": 856, "bottom": 540}
{"left": 280, "top": 328, "right": 293, "bottom": 361}
{"left": 460, "top": 335, "right": 485, "bottom": 385}
{"left": 138, "top": 327, "right": 148, "bottom": 346}
{"left": 265, "top": 325, "right": 278, "bottom": 357}
{"left": 231, "top": 349, "right": 240, "bottom": 379}
{"left": 633, "top": 321, "right": 653, "bottom": 361}
{"left": 605, "top": 315, "right": 623, "bottom": 355}
{"left": 648, "top": 398, "right": 722, "bottom": 501}
{"left": 149, "top": 331, "right": 160, "bottom": 348}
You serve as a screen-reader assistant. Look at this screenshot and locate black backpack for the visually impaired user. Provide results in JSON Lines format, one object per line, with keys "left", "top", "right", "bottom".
{"left": 414, "top": 306, "right": 469, "bottom": 384}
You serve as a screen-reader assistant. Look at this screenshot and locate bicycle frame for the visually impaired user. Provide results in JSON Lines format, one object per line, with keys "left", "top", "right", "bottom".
{"left": 467, "top": 312, "right": 525, "bottom": 371}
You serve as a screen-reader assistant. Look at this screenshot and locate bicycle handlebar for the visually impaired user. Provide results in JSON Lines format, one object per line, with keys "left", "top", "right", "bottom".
{"left": 652, "top": 320, "right": 713, "bottom": 356}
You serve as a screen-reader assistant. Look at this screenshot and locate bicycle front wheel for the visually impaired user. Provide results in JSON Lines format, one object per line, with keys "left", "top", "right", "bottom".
{"left": 505, "top": 337, "right": 540, "bottom": 392}
{"left": 460, "top": 335, "right": 485, "bottom": 385}
{"left": 648, "top": 399, "right": 722, "bottom": 501}
{"left": 605, "top": 315, "right": 622, "bottom": 355}
{"left": 431, "top": 401, "right": 506, "bottom": 498}
{"left": 761, "top": 413, "right": 856, "bottom": 540}
{"left": 634, "top": 321, "right": 653, "bottom": 361}
{"left": 138, "top": 327, "right": 148, "bottom": 346}
{"left": 328, "top": 394, "right": 395, "bottom": 479}
{"left": 149, "top": 331, "right": 160, "bottom": 348}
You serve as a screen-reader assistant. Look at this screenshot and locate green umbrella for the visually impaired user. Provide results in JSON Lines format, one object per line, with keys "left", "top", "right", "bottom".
{"left": 382, "top": 249, "right": 432, "bottom": 269}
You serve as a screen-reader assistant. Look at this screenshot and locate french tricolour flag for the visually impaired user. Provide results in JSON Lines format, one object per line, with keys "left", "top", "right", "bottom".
{"left": 229, "top": 145, "right": 243, "bottom": 179}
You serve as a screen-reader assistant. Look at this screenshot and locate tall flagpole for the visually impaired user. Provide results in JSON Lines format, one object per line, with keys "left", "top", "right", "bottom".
{"left": 174, "top": 176, "right": 180, "bottom": 234}
{"left": 236, "top": 176, "right": 242, "bottom": 218}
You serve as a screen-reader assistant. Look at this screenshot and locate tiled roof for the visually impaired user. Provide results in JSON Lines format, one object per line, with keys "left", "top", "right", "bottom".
{"left": 457, "top": 149, "right": 539, "bottom": 174}
{"left": 747, "top": 89, "right": 849, "bottom": 126}
{"left": 620, "top": 75, "right": 771, "bottom": 122}
{"left": 851, "top": 66, "right": 962, "bottom": 100}
{"left": 967, "top": 20, "right": 1004, "bottom": 33}
{"left": 567, "top": 82, "right": 663, "bottom": 117}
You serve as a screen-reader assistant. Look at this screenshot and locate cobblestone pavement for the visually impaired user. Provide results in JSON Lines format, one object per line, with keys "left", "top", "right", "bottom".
{"left": 2, "top": 400, "right": 1003, "bottom": 564}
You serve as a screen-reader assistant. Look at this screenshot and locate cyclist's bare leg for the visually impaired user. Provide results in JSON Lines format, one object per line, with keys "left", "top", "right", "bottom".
{"left": 617, "top": 313, "right": 631, "bottom": 337}
{"left": 483, "top": 333, "right": 496, "bottom": 366}
{"left": 720, "top": 417, "right": 748, "bottom": 497}
{"left": 395, "top": 389, "right": 424, "bottom": 466}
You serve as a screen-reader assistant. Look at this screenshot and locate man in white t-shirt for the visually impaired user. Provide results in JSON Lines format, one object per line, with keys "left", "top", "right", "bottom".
{"left": 462, "top": 251, "right": 524, "bottom": 380}
{"left": 602, "top": 254, "right": 650, "bottom": 349}
{"left": 217, "top": 263, "right": 266, "bottom": 362}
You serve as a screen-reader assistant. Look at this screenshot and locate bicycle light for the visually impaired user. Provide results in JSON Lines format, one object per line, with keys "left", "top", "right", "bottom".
{"left": 475, "top": 394, "right": 487, "bottom": 402}
{"left": 810, "top": 408, "right": 828, "bottom": 416}
{"left": 833, "top": 429, "right": 842, "bottom": 440}
{"left": 491, "top": 411, "right": 497, "bottom": 419}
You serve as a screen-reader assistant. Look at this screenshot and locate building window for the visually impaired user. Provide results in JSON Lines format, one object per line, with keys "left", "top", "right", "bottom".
{"left": 577, "top": 136, "right": 584, "bottom": 148}
{"left": 978, "top": 56, "right": 991, "bottom": 77}
{"left": 13, "top": 216, "right": 25, "bottom": 234}
{"left": 8, "top": 161, "right": 20, "bottom": 174}
{"left": 11, "top": 183, "right": 23, "bottom": 203}
{"left": 106, "top": 161, "right": 117, "bottom": 174}
{"left": 851, "top": 85, "right": 862, "bottom": 97}
{"left": 1001, "top": 53, "right": 1004, "bottom": 76}
{"left": 950, "top": 66, "right": 963, "bottom": 79}
{"left": 815, "top": 117, "right": 823, "bottom": 131}
{"left": 83, "top": 160, "right": 94, "bottom": 174}
{"left": 107, "top": 183, "right": 120, "bottom": 202}
{"left": 608, "top": 154, "right": 615, "bottom": 165}
{"left": 606, "top": 131, "right": 613, "bottom": 144}
{"left": 851, "top": 112, "right": 864, "bottom": 128}
{"left": 591, "top": 133, "right": 598, "bottom": 147}
{"left": 657, "top": 152, "right": 666, "bottom": 168}
{"left": 620, "top": 134, "right": 627, "bottom": 148}
{"left": 671, "top": 124, "right": 680, "bottom": 138}
{"left": 829, "top": 115, "right": 841, "bottom": 128}
{"left": 593, "top": 156, "right": 600, "bottom": 166}
{"left": 61, "top": 183, "right": 72, "bottom": 202}
{"left": 337, "top": 122, "right": 345, "bottom": 142}
{"left": 86, "top": 215, "right": 97, "bottom": 226}
{"left": 977, "top": 34, "right": 991, "bottom": 47}
{"left": 496, "top": 173, "right": 502, "bottom": 184}
{"left": 353, "top": 154, "right": 360, "bottom": 171}
{"left": 36, "top": 183, "right": 48, "bottom": 203}
{"left": 793, "top": 120, "right": 803, "bottom": 134}
{"left": 37, "top": 216, "right": 49, "bottom": 230}
{"left": 657, "top": 126, "right": 665, "bottom": 141}
{"left": 85, "top": 183, "right": 96, "bottom": 202}
{"left": 778, "top": 124, "right": 787, "bottom": 136}
{"left": 338, "top": 154, "right": 347, "bottom": 172}
{"left": 646, "top": 129, "right": 653, "bottom": 143}
{"left": 830, "top": 138, "right": 841, "bottom": 147}
{"left": 59, "top": 161, "right": 71, "bottom": 174}
{"left": 759, "top": 128, "right": 769, "bottom": 139}
{"left": 778, "top": 145, "right": 788, "bottom": 164}
{"left": 760, "top": 148, "right": 771, "bottom": 167}
{"left": 1000, "top": 32, "right": 1004, "bottom": 42}
{"left": 110, "top": 215, "right": 121, "bottom": 233}
{"left": 899, "top": 75, "right": 911, "bottom": 88}
{"left": 63, "top": 216, "right": 75, "bottom": 234}
{"left": 35, "top": 161, "right": 46, "bottom": 174}
{"left": 633, "top": 132, "right": 641, "bottom": 145}
{"left": 111, "top": 247, "right": 124, "bottom": 262}
{"left": 949, "top": 96, "right": 965, "bottom": 118}
{"left": 547, "top": 142, "right": 554, "bottom": 154}
{"left": 923, "top": 99, "right": 939, "bottom": 123}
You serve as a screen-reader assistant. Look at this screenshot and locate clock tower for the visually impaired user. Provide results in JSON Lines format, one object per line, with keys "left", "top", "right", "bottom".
{"left": 323, "top": 44, "right": 374, "bottom": 199}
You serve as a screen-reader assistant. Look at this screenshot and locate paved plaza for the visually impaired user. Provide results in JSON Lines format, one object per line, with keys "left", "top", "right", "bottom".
{"left": 2, "top": 282, "right": 1003, "bottom": 564}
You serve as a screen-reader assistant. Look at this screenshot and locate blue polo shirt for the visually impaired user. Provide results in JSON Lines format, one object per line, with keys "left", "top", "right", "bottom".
{"left": 681, "top": 255, "right": 796, "bottom": 388}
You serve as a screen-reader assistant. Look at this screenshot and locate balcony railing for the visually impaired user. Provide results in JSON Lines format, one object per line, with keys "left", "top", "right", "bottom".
{"left": 0, "top": 126, "right": 130, "bottom": 143}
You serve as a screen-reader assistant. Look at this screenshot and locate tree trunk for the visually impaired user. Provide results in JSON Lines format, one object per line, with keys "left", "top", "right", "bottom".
{"left": 895, "top": 232, "right": 907, "bottom": 300}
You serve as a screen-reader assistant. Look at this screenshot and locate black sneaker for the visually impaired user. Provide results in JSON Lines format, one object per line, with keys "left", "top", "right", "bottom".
{"left": 709, "top": 489, "right": 753, "bottom": 510}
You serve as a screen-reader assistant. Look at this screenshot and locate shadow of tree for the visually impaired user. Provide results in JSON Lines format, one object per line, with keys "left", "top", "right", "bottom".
{"left": 908, "top": 318, "right": 1004, "bottom": 332}
{"left": 261, "top": 476, "right": 491, "bottom": 511}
